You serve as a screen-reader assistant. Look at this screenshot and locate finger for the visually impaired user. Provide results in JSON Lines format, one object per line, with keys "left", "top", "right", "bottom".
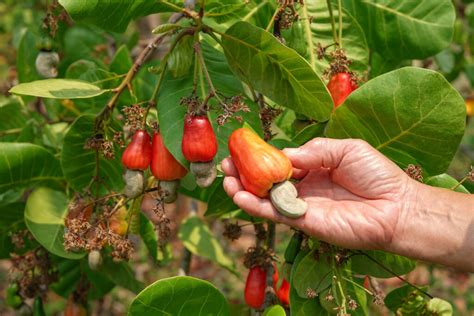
{"left": 223, "top": 176, "right": 244, "bottom": 198}
{"left": 283, "top": 138, "right": 355, "bottom": 170}
{"left": 292, "top": 167, "right": 309, "bottom": 179}
{"left": 233, "top": 191, "right": 304, "bottom": 227}
{"left": 221, "top": 157, "right": 239, "bottom": 177}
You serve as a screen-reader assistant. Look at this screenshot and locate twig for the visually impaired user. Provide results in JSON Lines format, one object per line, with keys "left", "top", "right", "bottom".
{"left": 353, "top": 250, "right": 433, "bottom": 299}
{"left": 262, "top": 222, "right": 277, "bottom": 309}
{"left": 94, "top": 12, "right": 184, "bottom": 132}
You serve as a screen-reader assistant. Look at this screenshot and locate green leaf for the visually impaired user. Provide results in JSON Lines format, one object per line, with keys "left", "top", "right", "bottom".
{"left": 9, "top": 79, "right": 106, "bottom": 99}
{"left": 351, "top": 250, "right": 416, "bottom": 278}
{"left": 384, "top": 284, "right": 425, "bottom": 312}
{"left": 293, "top": 250, "right": 332, "bottom": 298}
{"left": 110, "top": 45, "right": 133, "bottom": 76}
{"left": 425, "top": 174, "right": 470, "bottom": 193}
{"left": 0, "top": 100, "right": 28, "bottom": 142}
{"left": 292, "top": 122, "right": 326, "bottom": 146}
{"left": 427, "top": 298, "right": 453, "bottom": 316}
{"left": 178, "top": 215, "right": 236, "bottom": 274}
{"left": 168, "top": 34, "right": 194, "bottom": 78}
{"left": 16, "top": 30, "right": 41, "bottom": 83}
{"left": 326, "top": 67, "right": 466, "bottom": 175}
{"left": 204, "top": 177, "right": 239, "bottom": 218}
{"left": 0, "top": 202, "right": 25, "bottom": 258}
{"left": 262, "top": 305, "right": 286, "bottom": 316}
{"left": 139, "top": 213, "right": 158, "bottom": 262}
{"left": 24, "top": 188, "right": 84, "bottom": 259}
{"left": 0, "top": 143, "right": 63, "bottom": 191}
{"left": 343, "top": 0, "right": 455, "bottom": 60}
{"left": 152, "top": 23, "right": 182, "bottom": 34}
{"left": 59, "top": 0, "right": 182, "bottom": 33}
{"left": 50, "top": 257, "right": 82, "bottom": 297}
{"left": 61, "top": 115, "right": 123, "bottom": 193}
{"left": 289, "top": 250, "right": 328, "bottom": 315}
{"left": 101, "top": 256, "right": 144, "bottom": 294}
{"left": 221, "top": 21, "right": 333, "bottom": 121}
{"left": 128, "top": 276, "right": 230, "bottom": 315}
{"left": 302, "top": 2, "right": 369, "bottom": 74}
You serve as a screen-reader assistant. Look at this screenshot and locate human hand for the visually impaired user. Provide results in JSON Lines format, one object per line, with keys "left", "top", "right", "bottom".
{"left": 222, "top": 138, "right": 414, "bottom": 251}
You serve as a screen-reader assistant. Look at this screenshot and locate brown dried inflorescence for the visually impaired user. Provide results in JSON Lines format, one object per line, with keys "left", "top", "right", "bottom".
{"left": 223, "top": 222, "right": 242, "bottom": 241}
{"left": 260, "top": 106, "right": 283, "bottom": 141}
{"left": 277, "top": 0, "right": 304, "bottom": 29}
{"left": 151, "top": 199, "right": 171, "bottom": 246}
{"left": 216, "top": 95, "right": 250, "bottom": 126}
{"left": 122, "top": 104, "right": 147, "bottom": 133}
{"left": 404, "top": 164, "right": 423, "bottom": 182}
{"left": 10, "top": 249, "right": 58, "bottom": 299}
{"left": 243, "top": 246, "right": 275, "bottom": 269}
{"left": 84, "top": 134, "right": 116, "bottom": 160}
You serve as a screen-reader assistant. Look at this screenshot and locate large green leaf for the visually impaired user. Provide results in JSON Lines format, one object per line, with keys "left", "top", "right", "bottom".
{"left": 351, "top": 250, "right": 416, "bottom": 278}
{"left": 326, "top": 67, "right": 466, "bottom": 175}
{"left": 0, "top": 143, "right": 63, "bottom": 191}
{"left": 60, "top": 115, "right": 123, "bottom": 193}
{"left": 301, "top": 1, "right": 369, "bottom": 74}
{"left": 157, "top": 41, "right": 259, "bottom": 166}
{"left": 221, "top": 21, "right": 333, "bottom": 121}
{"left": 0, "top": 100, "right": 28, "bottom": 142}
{"left": 0, "top": 202, "right": 25, "bottom": 258}
{"left": 425, "top": 174, "right": 470, "bottom": 193}
{"left": 9, "top": 79, "right": 106, "bottom": 99}
{"left": 128, "top": 276, "right": 230, "bottom": 315}
{"left": 16, "top": 30, "right": 41, "bottom": 83}
{"left": 59, "top": 0, "right": 182, "bottom": 33}
{"left": 204, "top": 177, "right": 239, "bottom": 218}
{"left": 178, "top": 215, "right": 236, "bottom": 274}
{"left": 101, "top": 256, "right": 144, "bottom": 294}
{"left": 292, "top": 250, "right": 333, "bottom": 298}
{"left": 343, "top": 0, "right": 455, "bottom": 60}
{"left": 24, "top": 188, "right": 84, "bottom": 259}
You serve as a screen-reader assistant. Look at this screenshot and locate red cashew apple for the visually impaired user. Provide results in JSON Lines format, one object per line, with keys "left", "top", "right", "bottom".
{"left": 277, "top": 278, "right": 290, "bottom": 306}
{"left": 228, "top": 128, "right": 307, "bottom": 218}
{"left": 244, "top": 265, "right": 279, "bottom": 309}
{"left": 151, "top": 132, "right": 188, "bottom": 203}
{"left": 122, "top": 130, "right": 152, "bottom": 170}
{"left": 182, "top": 115, "right": 218, "bottom": 188}
{"left": 327, "top": 72, "right": 358, "bottom": 108}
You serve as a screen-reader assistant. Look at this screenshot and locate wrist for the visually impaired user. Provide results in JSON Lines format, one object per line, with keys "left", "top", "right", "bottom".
{"left": 386, "top": 179, "right": 474, "bottom": 271}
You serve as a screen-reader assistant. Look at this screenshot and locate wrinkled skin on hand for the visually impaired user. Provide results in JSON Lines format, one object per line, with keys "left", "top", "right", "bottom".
{"left": 223, "top": 138, "right": 412, "bottom": 250}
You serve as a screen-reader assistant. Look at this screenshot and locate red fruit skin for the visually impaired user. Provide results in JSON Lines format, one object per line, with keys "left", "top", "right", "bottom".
{"left": 272, "top": 263, "right": 279, "bottom": 290}
{"left": 245, "top": 266, "right": 266, "bottom": 309}
{"left": 151, "top": 132, "right": 188, "bottom": 181}
{"left": 64, "top": 296, "right": 87, "bottom": 316}
{"left": 363, "top": 275, "right": 370, "bottom": 290}
{"left": 228, "top": 128, "right": 292, "bottom": 198}
{"left": 327, "top": 72, "right": 357, "bottom": 108}
{"left": 122, "top": 130, "right": 152, "bottom": 170}
{"left": 277, "top": 279, "right": 290, "bottom": 306}
{"left": 182, "top": 115, "right": 218, "bottom": 162}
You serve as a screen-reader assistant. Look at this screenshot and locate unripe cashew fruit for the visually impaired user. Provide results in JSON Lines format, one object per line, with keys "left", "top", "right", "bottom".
{"left": 35, "top": 51, "right": 59, "bottom": 78}
{"left": 88, "top": 250, "right": 102, "bottom": 271}
{"left": 123, "top": 169, "right": 145, "bottom": 198}
{"left": 228, "top": 128, "right": 307, "bottom": 218}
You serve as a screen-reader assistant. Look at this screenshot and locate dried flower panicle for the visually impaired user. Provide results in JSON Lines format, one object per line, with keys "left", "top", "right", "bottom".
{"left": 217, "top": 95, "right": 250, "bottom": 126}
{"left": 122, "top": 104, "right": 147, "bottom": 133}
{"left": 181, "top": 95, "right": 202, "bottom": 114}
{"left": 323, "top": 48, "right": 354, "bottom": 79}
{"left": 109, "top": 233, "right": 133, "bottom": 260}
{"left": 10, "top": 230, "right": 32, "bottom": 249}
{"left": 84, "top": 134, "right": 116, "bottom": 160}
{"left": 306, "top": 287, "right": 317, "bottom": 299}
{"left": 347, "top": 296, "right": 358, "bottom": 311}
{"left": 151, "top": 200, "right": 171, "bottom": 246}
{"left": 277, "top": 0, "right": 304, "bottom": 29}
{"left": 405, "top": 164, "right": 423, "bottom": 182}
{"left": 10, "top": 249, "right": 58, "bottom": 299}
{"left": 113, "top": 132, "right": 125, "bottom": 148}
{"left": 260, "top": 106, "right": 283, "bottom": 141}
{"left": 243, "top": 246, "right": 275, "bottom": 269}
{"left": 223, "top": 222, "right": 242, "bottom": 241}
{"left": 101, "top": 140, "right": 115, "bottom": 160}
{"left": 467, "top": 165, "right": 474, "bottom": 182}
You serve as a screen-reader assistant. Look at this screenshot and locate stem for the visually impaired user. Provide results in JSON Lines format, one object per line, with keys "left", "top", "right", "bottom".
{"left": 94, "top": 13, "right": 184, "bottom": 132}
{"left": 451, "top": 175, "right": 467, "bottom": 191}
{"left": 266, "top": 6, "right": 280, "bottom": 32}
{"left": 194, "top": 41, "right": 225, "bottom": 105}
{"left": 0, "top": 128, "right": 22, "bottom": 136}
{"left": 262, "top": 222, "right": 277, "bottom": 309}
{"left": 341, "top": 276, "right": 374, "bottom": 296}
{"left": 353, "top": 250, "right": 433, "bottom": 298}
{"left": 337, "top": 0, "right": 343, "bottom": 48}
{"left": 301, "top": 3, "right": 316, "bottom": 69}
{"left": 326, "top": 0, "right": 338, "bottom": 46}
{"left": 178, "top": 199, "right": 198, "bottom": 276}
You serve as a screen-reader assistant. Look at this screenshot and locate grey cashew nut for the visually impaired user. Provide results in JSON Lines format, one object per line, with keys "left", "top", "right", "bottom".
{"left": 270, "top": 180, "right": 307, "bottom": 218}
{"left": 35, "top": 51, "right": 59, "bottom": 78}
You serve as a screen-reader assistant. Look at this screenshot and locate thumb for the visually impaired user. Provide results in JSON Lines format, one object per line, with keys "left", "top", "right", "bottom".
{"left": 283, "top": 138, "right": 353, "bottom": 170}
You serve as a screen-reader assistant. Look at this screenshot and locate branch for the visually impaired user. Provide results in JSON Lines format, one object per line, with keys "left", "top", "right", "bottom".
{"left": 94, "top": 12, "right": 184, "bottom": 132}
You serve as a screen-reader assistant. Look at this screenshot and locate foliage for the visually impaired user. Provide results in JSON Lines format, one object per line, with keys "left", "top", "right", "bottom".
{"left": 0, "top": 0, "right": 473, "bottom": 314}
